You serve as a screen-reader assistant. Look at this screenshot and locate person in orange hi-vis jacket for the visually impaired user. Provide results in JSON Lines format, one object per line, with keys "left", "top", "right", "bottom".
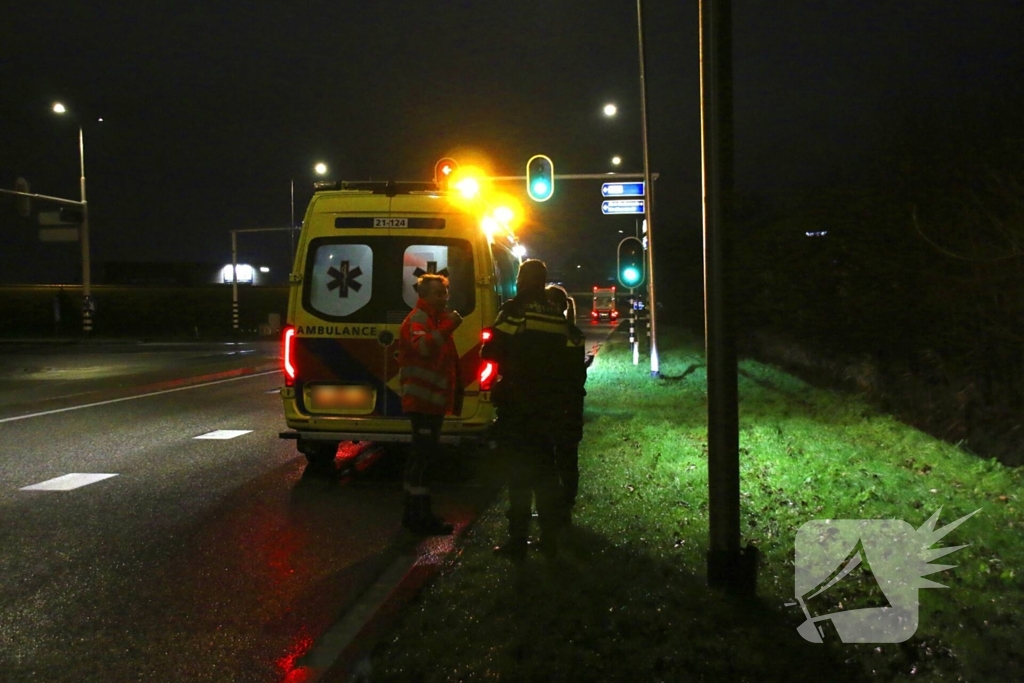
{"left": 397, "top": 273, "right": 463, "bottom": 535}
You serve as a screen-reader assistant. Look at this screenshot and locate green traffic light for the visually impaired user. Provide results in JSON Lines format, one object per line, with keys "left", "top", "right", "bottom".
{"left": 617, "top": 236, "right": 645, "bottom": 288}
{"left": 526, "top": 154, "right": 554, "bottom": 202}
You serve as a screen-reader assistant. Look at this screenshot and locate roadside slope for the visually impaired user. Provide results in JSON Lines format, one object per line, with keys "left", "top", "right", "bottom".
{"left": 359, "top": 326, "right": 1022, "bottom": 682}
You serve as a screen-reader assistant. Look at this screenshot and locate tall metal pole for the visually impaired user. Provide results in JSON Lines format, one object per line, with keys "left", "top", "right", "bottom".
{"left": 231, "top": 229, "right": 240, "bottom": 333}
{"left": 78, "top": 125, "right": 92, "bottom": 335}
{"left": 701, "top": 0, "right": 756, "bottom": 594}
{"left": 290, "top": 179, "right": 296, "bottom": 263}
{"left": 636, "top": 0, "right": 660, "bottom": 378}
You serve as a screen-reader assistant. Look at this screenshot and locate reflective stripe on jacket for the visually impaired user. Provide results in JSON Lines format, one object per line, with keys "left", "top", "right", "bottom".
{"left": 481, "top": 296, "right": 571, "bottom": 418}
{"left": 398, "top": 299, "right": 460, "bottom": 415}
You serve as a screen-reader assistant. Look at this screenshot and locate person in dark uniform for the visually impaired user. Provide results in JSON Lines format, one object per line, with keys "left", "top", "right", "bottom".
{"left": 545, "top": 284, "right": 588, "bottom": 512}
{"left": 482, "top": 260, "right": 570, "bottom": 559}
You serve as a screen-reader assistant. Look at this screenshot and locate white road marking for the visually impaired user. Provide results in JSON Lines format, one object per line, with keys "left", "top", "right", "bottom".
{"left": 21, "top": 473, "right": 119, "bottom": 491}
{"left": 0, "top": 370, "right": 279, "bottom": 424}
{"left": 193, "top": 429, "right": 252, "bottom": 440}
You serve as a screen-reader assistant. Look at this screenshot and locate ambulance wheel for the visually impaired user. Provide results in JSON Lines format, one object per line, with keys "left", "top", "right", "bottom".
{"left": 299, "top": 440, "right": 337, "bottom": 467}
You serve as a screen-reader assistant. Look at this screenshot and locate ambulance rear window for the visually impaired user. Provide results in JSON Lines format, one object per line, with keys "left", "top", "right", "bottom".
{"left": 303, "top": 236, "right": 475, "bottom": 323}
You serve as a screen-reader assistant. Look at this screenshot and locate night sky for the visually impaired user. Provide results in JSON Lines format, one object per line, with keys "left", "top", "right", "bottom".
{"left": 2, "top": 1, "right": 1022, "bottom": 294}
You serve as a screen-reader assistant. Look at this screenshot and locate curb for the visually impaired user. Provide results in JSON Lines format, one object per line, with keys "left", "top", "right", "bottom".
{"left": 282, "top": 524, "right": 474, "bottom": 683}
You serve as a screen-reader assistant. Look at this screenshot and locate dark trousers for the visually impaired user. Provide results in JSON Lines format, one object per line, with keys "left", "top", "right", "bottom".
{"left": 405, "top": 412, "right": 444, "bottom": 495}
{"left": 555, "top": 441, "right": 579, "bottom": 505}
{"left": 503, "top": 431, "right": 565, "bottom": 540}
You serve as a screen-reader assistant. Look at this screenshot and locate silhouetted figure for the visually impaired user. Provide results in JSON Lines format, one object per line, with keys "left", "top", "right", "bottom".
{"left": 482, "top": 260, "right": 571, "bottom": 559}
{"left": 545, "top": 284, "right": 588, "bottom": 512}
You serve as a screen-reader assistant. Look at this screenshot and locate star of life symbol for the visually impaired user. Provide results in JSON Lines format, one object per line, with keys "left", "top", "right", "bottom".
{"left": 310, "top": 244, "right": 372, "bottom": 317}
{"left": 403, "top": 245, "right": 450, "bottom": 309}
{"left": 326, "top": 260, "right": 363, "bottom": 298}
{"left": 789, "top": 507, "right": 979, "bottom": 643}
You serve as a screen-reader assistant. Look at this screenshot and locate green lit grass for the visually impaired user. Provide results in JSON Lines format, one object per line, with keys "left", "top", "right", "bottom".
{"left": 370, "top": 326, "right": 1023, "bottom": 682}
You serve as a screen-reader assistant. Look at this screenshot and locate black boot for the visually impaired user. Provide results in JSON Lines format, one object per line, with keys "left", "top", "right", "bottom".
{"left": 407, "top": 495, "right": 453, "bottom": 536}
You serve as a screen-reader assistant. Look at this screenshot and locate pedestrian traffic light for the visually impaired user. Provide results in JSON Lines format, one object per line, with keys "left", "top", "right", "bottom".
{"left": 526, "top": 154, "right": 554, "bottom": 202}
{"left": 617, "top": 237, "right": 645, "bottom": 288}
{"left": 434, "top": 157, "right": 458, "bottom": 186}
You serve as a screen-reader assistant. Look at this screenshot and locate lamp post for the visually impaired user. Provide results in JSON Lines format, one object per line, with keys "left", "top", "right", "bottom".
{"left": 53, "top": 103, "right": 93, "bottom": 335}
{"left": 636, "top": 0, "right": 660, "bottom": 378}
{"left": 599, "top": 5, "right": 661, "bottom": 379}
{"left": 290, "top": 162, "right": 329, "bottom": 264}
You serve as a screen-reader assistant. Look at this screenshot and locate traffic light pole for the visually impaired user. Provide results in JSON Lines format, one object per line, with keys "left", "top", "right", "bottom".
{"left": 78, "top": 126, "right": 93, "bottom": 335}
{"left": 630, "top": 288, "right": 639, "bottom": 365}
{"left": 2, "top": 181, "right": 92, "bottom": 335}
{"left": 488, "top": 172, "right": 657, "bottom": 181}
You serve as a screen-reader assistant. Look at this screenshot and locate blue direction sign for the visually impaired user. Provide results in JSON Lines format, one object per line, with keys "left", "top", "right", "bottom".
{"left": 601, "top": 199, "right": 645, "bottom": 215}
{"left": 601, "top": 181, "right": 645, "bottom": 197}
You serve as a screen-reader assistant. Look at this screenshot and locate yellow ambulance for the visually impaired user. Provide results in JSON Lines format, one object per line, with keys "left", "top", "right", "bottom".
{"left": 279, "top": 180, "right": 520, "bottom": 465}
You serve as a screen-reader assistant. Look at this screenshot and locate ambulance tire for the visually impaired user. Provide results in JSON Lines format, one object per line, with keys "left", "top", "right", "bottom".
{"left": 299, "top": 440, "right": 337, "bottom": 467}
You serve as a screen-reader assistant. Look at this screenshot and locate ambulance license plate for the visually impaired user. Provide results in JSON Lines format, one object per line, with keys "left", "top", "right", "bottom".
{"left": 309, "top": 384, "right": 375, "bottom": 411}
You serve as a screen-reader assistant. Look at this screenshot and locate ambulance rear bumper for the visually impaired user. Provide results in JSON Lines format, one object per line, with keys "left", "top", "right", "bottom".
{"left": 279, "top": 429, "right": 486, "bottom": 445}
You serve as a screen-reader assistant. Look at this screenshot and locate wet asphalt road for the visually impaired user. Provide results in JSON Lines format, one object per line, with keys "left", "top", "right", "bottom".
{"left": 0, "top": 341, "right": 480, "bottom": 682}
{"left": 0, "top": 326, "right": 616, "bottom": 682}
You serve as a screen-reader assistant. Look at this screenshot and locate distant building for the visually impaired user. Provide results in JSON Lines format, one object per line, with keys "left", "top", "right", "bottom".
{"left": 102, "top": 261, "right": 288, "bottom": 286}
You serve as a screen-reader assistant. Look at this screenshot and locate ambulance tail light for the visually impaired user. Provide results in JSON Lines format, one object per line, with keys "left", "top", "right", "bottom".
{"left": 283, "top": 326, "right": 297, "bottom": 386}
{"left": 481, "top": 327, "right": 494, "bottom": 344}
{"left": 478, "top": 360, "right": 498, "bottom": 391}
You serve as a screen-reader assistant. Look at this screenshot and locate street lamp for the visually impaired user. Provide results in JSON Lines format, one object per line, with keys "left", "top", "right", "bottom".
{"left": 603, "top": 103, "right": 618, "bottom": 117}
{"left": 52, "top": 102, "right": 93, "bottom": 335}
{"left": 611, "top": 156, "right": 622, "bottom": 166}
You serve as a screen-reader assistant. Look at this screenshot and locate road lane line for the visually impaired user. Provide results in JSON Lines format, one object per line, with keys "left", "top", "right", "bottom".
{"left": 0, "top": 370, "right": 279, "bottom": 425}
{"left": 193, "top": 429, "right": 253, "bottom": 440}
{"left": 20, "top": 473, "right": 119, "bottom": 491}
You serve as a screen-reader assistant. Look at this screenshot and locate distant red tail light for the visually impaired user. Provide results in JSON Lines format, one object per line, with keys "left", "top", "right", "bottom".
{"left": 611, "top": 310, "right": 619, "bottom": 318}
{"left": 283, "top": 326, "right": 297, "bottom": 386}
{"left": 481, "top": 327, "right": 494, "bottom": 344}
{"left": 478, "top": 360, "right": 498, "bottom": 391}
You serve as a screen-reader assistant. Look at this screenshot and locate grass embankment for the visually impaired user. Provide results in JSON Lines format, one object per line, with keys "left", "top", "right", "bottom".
{"left": 370, "top": 326, "right": 1023, "bottom": 682}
